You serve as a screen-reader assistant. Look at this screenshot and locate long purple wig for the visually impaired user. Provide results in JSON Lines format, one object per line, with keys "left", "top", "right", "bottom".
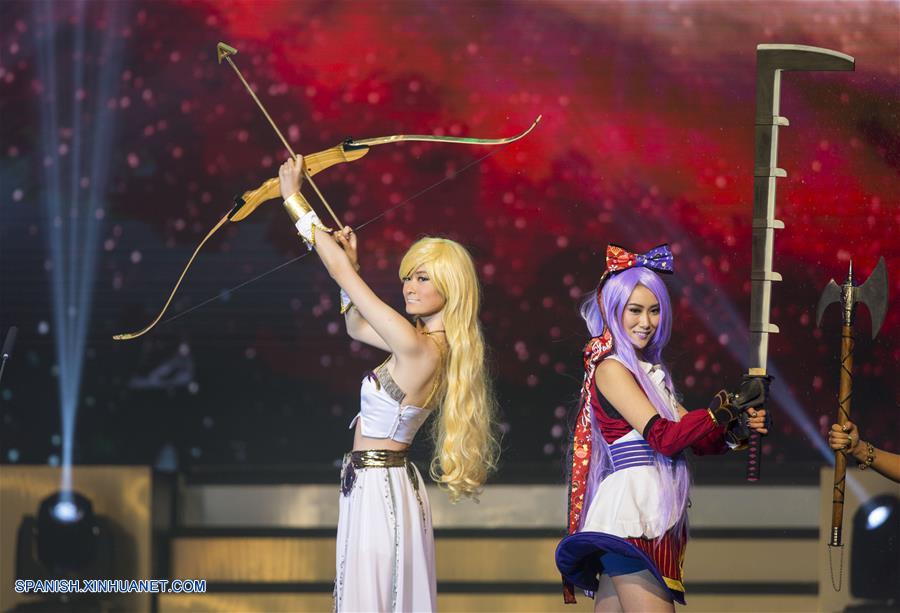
{"left": 579, "top": 266, "right": 690, "bottom": 537}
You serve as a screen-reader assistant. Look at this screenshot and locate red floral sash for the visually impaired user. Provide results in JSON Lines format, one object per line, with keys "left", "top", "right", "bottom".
{"left": 563, "top": 329, "right": 613, "bottom": 603}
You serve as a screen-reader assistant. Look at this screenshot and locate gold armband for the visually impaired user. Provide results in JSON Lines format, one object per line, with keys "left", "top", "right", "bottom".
{"left": 285, "top": 192, "right": 332, "bottom": 250}
{"left": 283, "top": 192, "right": 313, "bottom": 223}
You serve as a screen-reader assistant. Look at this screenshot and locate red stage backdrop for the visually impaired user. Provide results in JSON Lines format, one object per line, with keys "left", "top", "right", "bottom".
{"left": 1, "top": 1, "right": 897, "bottom": 478}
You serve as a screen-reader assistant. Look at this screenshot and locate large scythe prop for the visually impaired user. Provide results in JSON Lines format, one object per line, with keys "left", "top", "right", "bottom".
{"left": 745, "top": 44, "right": 854, "bottom": 481}
{"left": 816, "top": 257, "right": 888, "bottom": 590}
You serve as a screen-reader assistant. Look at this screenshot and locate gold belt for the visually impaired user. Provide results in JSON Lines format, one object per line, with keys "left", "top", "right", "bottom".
{"left": 348, "top": 449, "right": 408, "bottom": 469}
{"left": 341, "top": 449, "right": 420, "bottom": 497}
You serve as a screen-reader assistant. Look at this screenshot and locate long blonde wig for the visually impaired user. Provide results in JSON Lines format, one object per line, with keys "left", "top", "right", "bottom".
{"left": 399, "top": 237, "right": 499, "bottom": 502}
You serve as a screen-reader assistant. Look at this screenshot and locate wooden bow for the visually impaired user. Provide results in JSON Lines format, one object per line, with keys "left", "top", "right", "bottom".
{"left": 112, "top": 43, "right": 540, "bottom": 340}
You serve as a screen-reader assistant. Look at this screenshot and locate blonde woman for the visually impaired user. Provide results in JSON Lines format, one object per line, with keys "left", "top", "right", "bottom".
{"left": 278, "top": 157, "right": 499, "bottom": 612}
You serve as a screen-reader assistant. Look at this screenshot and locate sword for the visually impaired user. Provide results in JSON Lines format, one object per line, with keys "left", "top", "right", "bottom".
{"left": 746, "top": 44, "right": 854, "bottom": 481}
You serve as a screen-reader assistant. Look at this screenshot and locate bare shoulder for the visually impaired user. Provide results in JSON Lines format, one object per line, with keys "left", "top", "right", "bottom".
{"left": 592, "top": 356, "right": 657, "bottom": 430}
{"left": 396, "top": 332, "right": 443, "bottom": 369}
{"left": 595, "top": 357, "right": 630, "bottom": 379}
{"left": 419, "top": 332, "right": 445, "bottom": 366}
{"left": 594, "top": 358, "right": 637, "bottom": 392}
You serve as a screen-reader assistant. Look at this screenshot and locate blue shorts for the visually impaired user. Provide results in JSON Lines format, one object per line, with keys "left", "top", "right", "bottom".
{"left": 601, "top": 552, "right": 647, "bottom": 577}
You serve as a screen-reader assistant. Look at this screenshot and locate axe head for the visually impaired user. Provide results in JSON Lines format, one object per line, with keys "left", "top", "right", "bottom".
{"left": 857, "top": 257, "right": 888, "bottom": 339}
{"left": 816, "top": 279, "right": 841, "bottom": 328}
{"left": 816, "top": 257, "right": 889, "bottom": 339}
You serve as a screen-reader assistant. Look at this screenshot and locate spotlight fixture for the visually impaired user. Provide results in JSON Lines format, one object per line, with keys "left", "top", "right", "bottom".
{"left": 16, "top": 490, "right": 114, "bottom": 585}
{"left": 35, "top": 491, "right": 99, "bottom": 573}
{"left": 865, "top": 504, "right": 891, "bottom": 530}
{"left": 850, "top": 494, "right": 900, "bottom": 602}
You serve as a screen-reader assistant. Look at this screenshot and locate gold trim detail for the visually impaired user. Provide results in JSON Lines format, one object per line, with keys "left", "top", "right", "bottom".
{"left": 373, "top": 362, "right": 407, "bottom": 404}
{"left": 283, "top": 192, "right": 312, "bottom": 223}
{"left": 349, "top": 449, "right": 409, "bottom": 469}
{"left": 664, "top": 576, "right": 685, "bottom": 592}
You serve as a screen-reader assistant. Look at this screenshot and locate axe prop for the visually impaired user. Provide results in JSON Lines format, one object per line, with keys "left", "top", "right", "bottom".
{"left": 817, "top": 256, "right": 888, "bottom": 554}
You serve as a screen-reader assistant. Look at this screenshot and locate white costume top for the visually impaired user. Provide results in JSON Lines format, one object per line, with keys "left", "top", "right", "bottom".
{"left": 580, "top": 358, "right": 681, "bottom": 539}
{"left": 337, "top": 359, "right": 438, "bottom": 611}
{"left": 349, "top": 361, "right": 432, "bottom": 445}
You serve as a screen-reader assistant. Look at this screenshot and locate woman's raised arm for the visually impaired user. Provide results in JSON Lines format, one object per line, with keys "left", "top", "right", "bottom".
{"left": 278, "top": 158, "right": 425, "bottom": 360}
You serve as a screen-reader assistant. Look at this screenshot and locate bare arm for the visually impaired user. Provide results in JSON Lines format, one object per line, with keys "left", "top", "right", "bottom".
{"left": 279, "top": 158, "right": 427, "bottom": 361}
{"left": 597, "top": 360, "right": 769, "bottom": 457}
{"left": 830, "top": 422, "right": 900, "bottom": 483}
{"left": 594, "top": 359, "right": 717, "bottom": 457}
{"left": 325, "top": 226, "right": 391, "bottom": 351}
{"left": 344, "top": 303, "right": 390, "bottom": 352}
{"left": 595, "top": 359, "right": 660, "bottom": 433}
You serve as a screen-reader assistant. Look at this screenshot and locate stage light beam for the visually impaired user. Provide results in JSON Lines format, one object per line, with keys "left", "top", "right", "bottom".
{"left": 33, "top": 0, "right": 127, "bottom": 497}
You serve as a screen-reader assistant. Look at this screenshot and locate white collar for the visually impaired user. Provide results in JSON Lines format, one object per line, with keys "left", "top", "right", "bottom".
{"left": 638, "top": 360, "right": 666, "bottom": 387}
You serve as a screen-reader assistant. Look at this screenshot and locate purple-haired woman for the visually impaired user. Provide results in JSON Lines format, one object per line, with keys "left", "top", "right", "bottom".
{"left": 556, "top": 244, "right": 770, "bottom": 612}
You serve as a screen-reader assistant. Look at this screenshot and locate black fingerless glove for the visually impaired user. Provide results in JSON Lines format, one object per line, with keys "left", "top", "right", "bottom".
{"left": 732, "top": 374, "right": 772, "bottom": 412}
{"left": 707, "top": 390, "right": 740, "bottom": 426}
{"left": 725, "top": 416, "right": 751, "bottom": 449}
{"left": 708, "top": 374, "right": 773, "bottom": 424}
{"left": 708, "top": 374, "right": 774, "bottom": 445}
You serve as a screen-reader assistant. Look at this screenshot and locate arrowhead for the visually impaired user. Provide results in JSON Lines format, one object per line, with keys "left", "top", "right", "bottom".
{"left": 217, "top": 42, "right": 237, "bottom": 64}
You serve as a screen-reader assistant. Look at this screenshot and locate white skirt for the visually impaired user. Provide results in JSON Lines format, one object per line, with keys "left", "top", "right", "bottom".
{"left": 581, "top": 432, "right": 679, "bottom": 539}
{"left": 334, "top": 457, "right": 436, "bottom": 612}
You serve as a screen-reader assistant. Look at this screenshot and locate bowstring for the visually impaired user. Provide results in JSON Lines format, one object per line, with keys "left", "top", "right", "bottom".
{"left": 158, "top": 146, "right": 507, "bottom": 327}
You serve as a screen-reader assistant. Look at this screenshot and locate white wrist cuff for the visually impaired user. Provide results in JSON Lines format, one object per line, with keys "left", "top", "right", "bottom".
{"left": 339, "top": 288, "right": 353, "bottom": 314}
{"left": 295, "top": 210, "right": 325, "bottom": 250}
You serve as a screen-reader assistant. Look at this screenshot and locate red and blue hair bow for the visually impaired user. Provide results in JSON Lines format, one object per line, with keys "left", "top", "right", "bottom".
{"left": 601, "top": 243, "right": 674, "bottom": 283}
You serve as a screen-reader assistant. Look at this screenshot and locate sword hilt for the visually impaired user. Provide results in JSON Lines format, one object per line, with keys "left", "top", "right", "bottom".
{"left": 744, "top": 367, "right": 768, "bottom": 482}
{"left": 746, "top": 433, "right": 762, "bottom": 481}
